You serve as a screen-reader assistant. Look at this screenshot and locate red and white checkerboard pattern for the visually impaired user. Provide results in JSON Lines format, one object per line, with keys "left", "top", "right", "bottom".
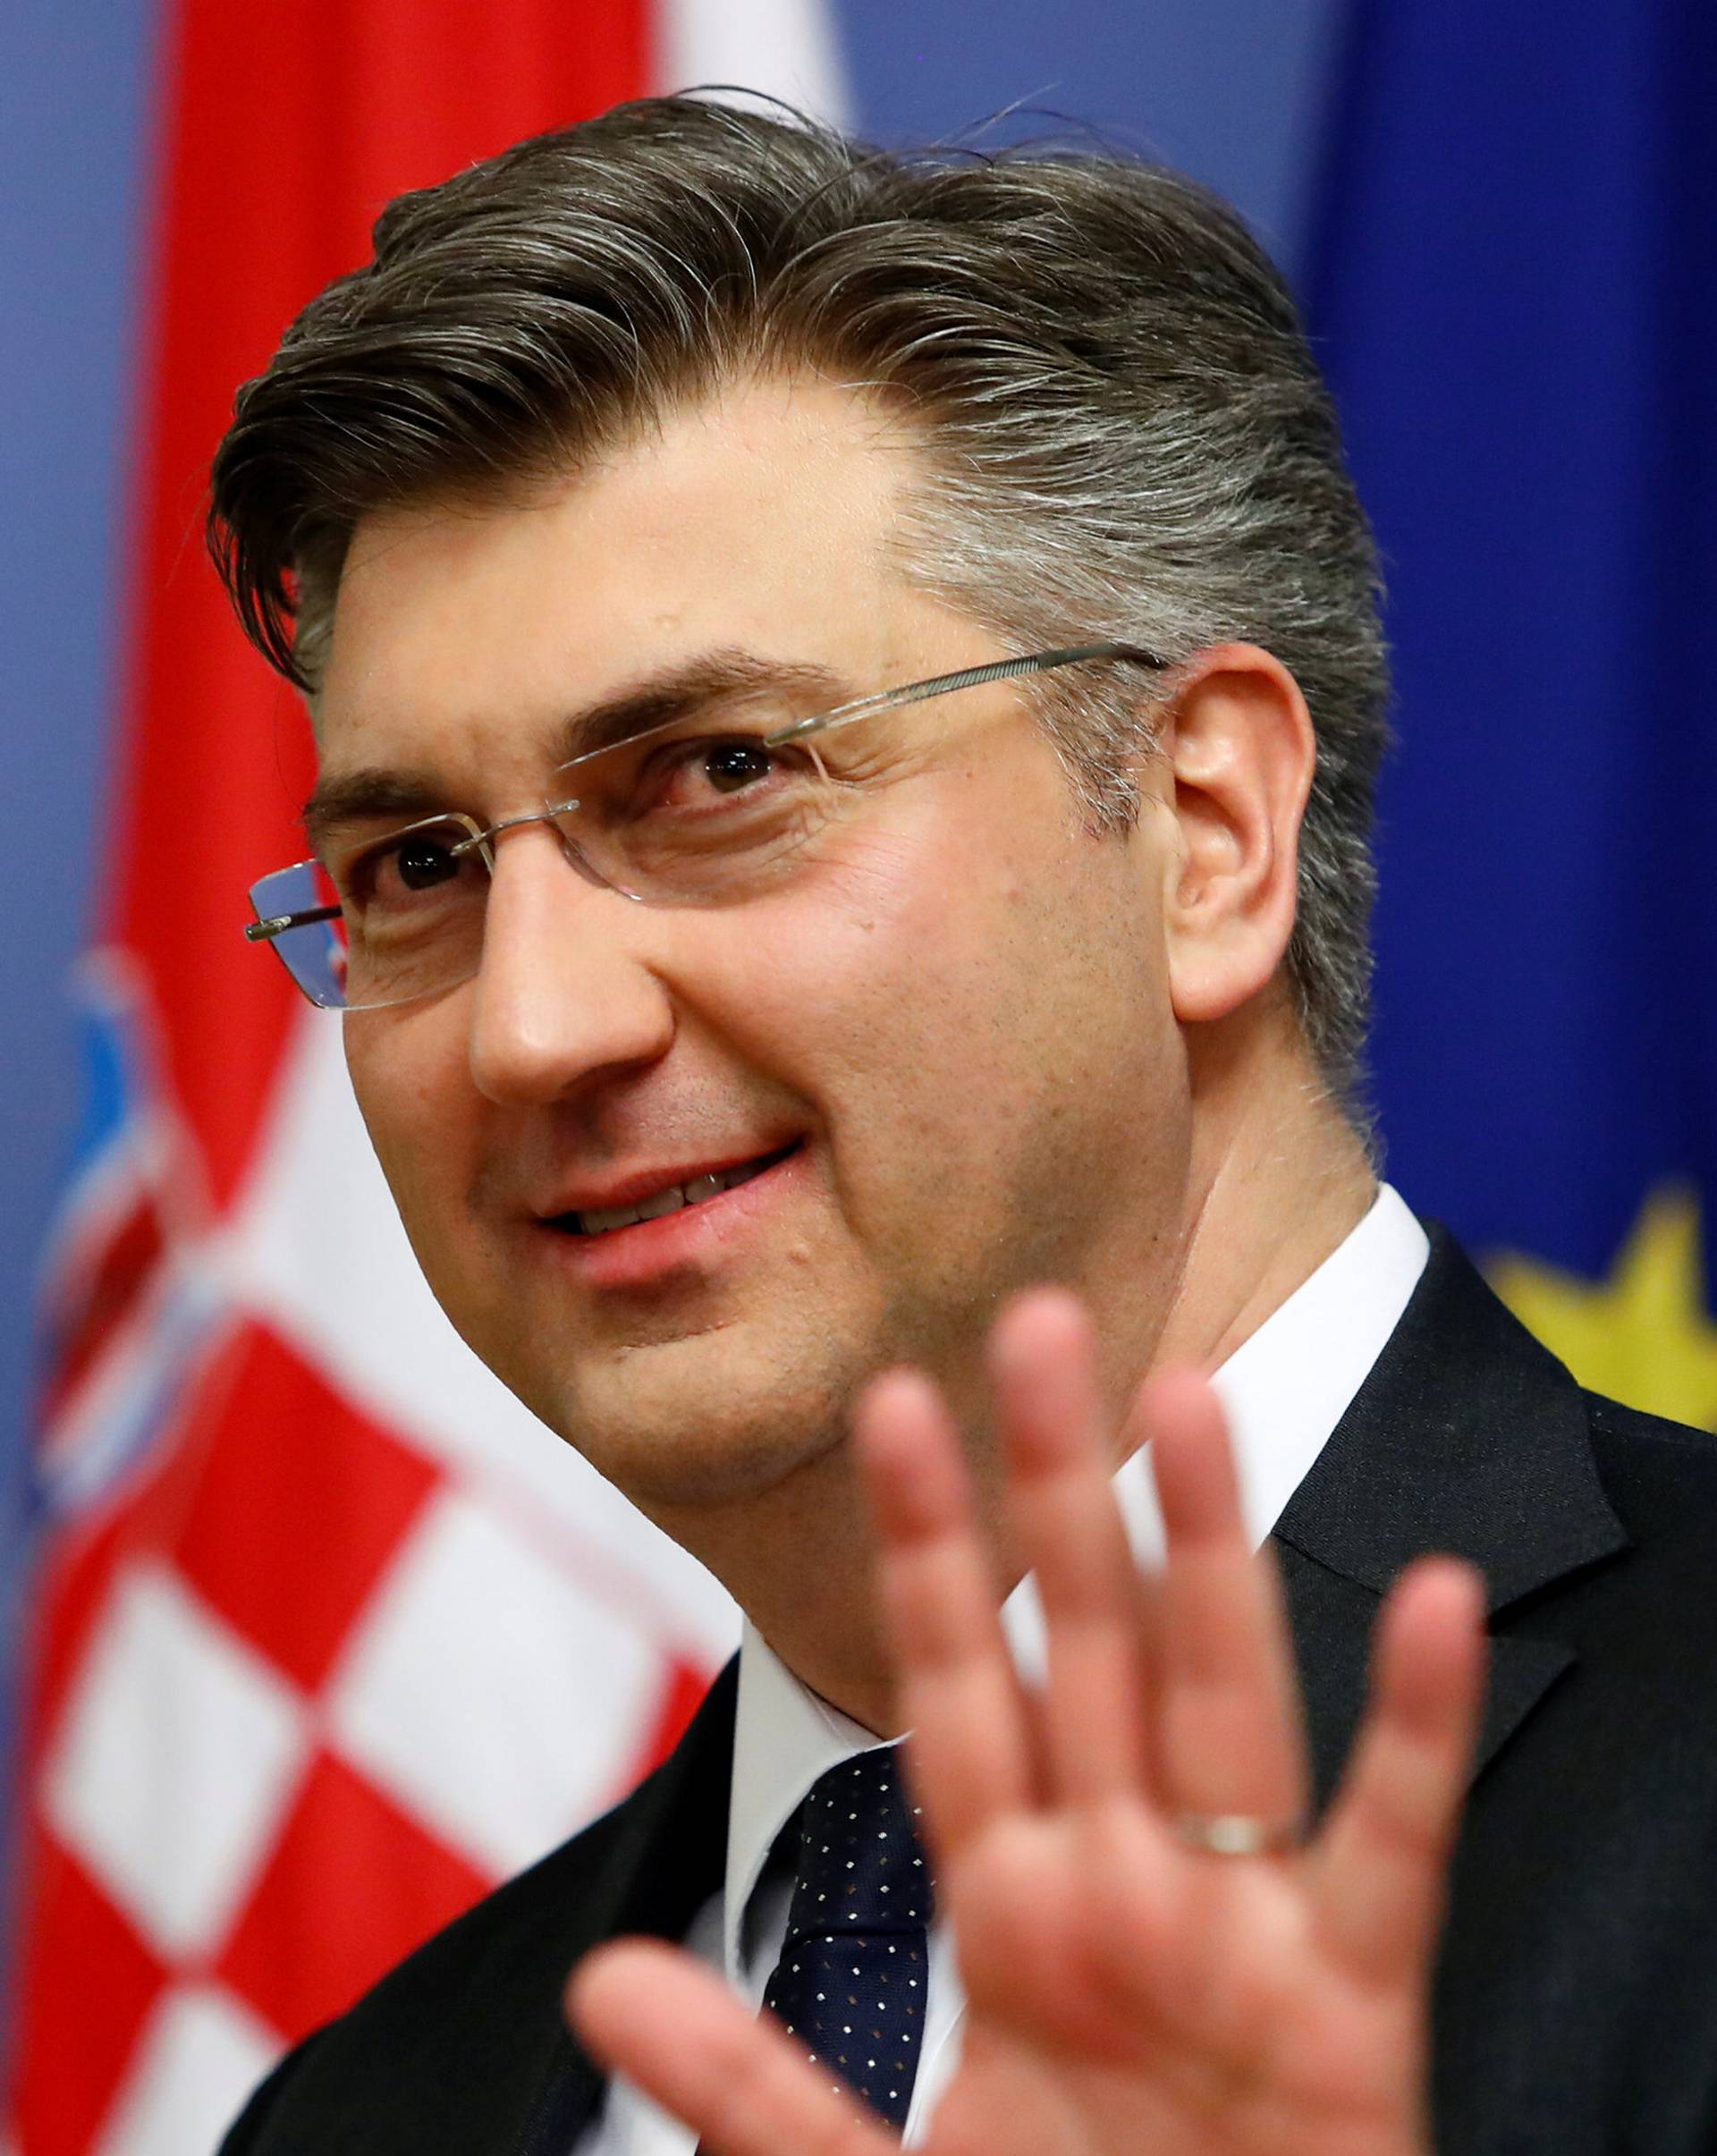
{"left": 10, "top": 10, "right": 848, "bottom": 2146}
{"left": 13, "top": 1011, "right": 737, "bottom": 2155}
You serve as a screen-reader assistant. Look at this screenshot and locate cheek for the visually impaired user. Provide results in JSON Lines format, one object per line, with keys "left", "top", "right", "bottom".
{"left": 674, "top": 823, "right": 987, "bottom": 1078}
{"left": 343, "top": 1010, "right": 477, "bottom": 1241}
{"left": 681, "top": 816, "right": 1170, "bottom": 1189}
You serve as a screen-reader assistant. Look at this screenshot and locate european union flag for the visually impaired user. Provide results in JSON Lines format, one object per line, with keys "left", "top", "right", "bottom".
{"left": 1306, "top": 0, "right": 1717, "bottom": 1427}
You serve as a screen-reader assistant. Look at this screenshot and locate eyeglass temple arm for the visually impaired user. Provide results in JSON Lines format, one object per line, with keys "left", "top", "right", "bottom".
{"left": 765, "top": 641, "right": 1164, "bottom": 745}
{"left": 246, "top": 902, "right": 342, "bottom": 944}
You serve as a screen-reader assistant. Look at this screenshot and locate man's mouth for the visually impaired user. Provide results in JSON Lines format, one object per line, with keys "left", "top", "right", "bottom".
{"left": 547, "top": 1143, "right": 801, "bottom": 1239}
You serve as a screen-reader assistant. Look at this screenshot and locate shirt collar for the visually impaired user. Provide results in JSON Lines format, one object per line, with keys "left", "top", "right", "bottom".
{"left": 720, "top": 1180, "right": 1429, "bottom": 1979}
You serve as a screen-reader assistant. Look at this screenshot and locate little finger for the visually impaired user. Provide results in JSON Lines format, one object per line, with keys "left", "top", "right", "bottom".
{"left": 1307, "top": 1558, "right": 1485, "bottom": 1989}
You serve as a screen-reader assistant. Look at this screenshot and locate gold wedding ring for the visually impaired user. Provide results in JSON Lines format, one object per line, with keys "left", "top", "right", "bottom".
{"left": 1171, "top": 1810, "right": 1305, "bottom": 1857}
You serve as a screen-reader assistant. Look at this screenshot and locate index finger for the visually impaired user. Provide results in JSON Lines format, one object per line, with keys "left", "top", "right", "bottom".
{"left": 855, "top": 1365, "right": 1036, "bottom": 1864}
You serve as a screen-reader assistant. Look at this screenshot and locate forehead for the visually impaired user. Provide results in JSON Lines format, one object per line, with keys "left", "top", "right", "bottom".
{"left": 315, "top": 373, "right": 928, "bottom": 777}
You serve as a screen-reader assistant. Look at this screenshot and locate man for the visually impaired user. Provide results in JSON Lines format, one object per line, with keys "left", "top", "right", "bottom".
{"left": 212, "top": 98, "right": 1717, "bottom": 2152}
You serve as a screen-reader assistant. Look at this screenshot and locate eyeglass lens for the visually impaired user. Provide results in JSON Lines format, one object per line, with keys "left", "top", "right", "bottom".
{"left": 261, "top": 713, "right": 847, "bottom": 1010}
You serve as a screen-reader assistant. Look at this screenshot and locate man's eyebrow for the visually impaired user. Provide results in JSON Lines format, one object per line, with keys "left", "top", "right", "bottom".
{"left": 301, "top": 648, "right": 850, "bottom": 847}
{"left": 546, "top": 649, "right": 848, "bottom": 768}
{"left": 301, "top": 771, "right": 448, "bottom": 851}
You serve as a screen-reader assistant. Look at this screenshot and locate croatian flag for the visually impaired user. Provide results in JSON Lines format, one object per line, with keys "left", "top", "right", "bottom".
{"left": 6, "top": 4, "right": 846, "bottom": 2151}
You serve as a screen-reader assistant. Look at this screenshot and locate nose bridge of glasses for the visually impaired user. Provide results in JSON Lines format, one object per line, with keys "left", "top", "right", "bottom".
{"left": 465, "top": 798, "right": 667, "bottom": 1057}
{"left": 461, "top": 798, "right": 623, "bottom": 899}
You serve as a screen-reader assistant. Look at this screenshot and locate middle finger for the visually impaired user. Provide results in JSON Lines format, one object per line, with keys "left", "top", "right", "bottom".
{"left": 990, "top": 1289, "right": 1156, "bottom": 1806}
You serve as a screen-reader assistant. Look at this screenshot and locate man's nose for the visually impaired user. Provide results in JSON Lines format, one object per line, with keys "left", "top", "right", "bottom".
{"left": 466, "top": 827, "right": 675, "bottom": 1106}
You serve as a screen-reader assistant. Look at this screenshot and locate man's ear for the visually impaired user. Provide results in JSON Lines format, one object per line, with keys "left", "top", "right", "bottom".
{"left": 1148, "top": 643, "right": 1315, "bottom": 1027}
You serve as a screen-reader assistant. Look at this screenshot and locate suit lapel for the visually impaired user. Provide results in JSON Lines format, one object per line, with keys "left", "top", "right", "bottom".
{"left": 1272, "top": 1226, "right": 1628, "bottom": 1810}
{"left": 520, "top": 1658, "right": 740, "bottom": 2155}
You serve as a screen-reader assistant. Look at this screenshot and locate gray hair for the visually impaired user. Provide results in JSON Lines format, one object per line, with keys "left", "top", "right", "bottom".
{"left": 208, "top": 95, "right": 1389, "bottom": 1126}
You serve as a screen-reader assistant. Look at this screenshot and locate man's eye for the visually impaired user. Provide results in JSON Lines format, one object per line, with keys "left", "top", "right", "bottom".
{"left": 699, "top": 740, "right": 776, "bottom": 794}
{"left": 630, "top": 734, "right": 789, "bottom": 812}
{"left": 345, "top": 827, "right": 472, "bottom": 907}
{"left": 393, "top": 834, "right": 463, "bottom": 889}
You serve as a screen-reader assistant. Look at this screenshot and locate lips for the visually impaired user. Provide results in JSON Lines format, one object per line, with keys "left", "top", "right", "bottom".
{"left": 546, "top": 1143, "right": 800, "bottom": 1238}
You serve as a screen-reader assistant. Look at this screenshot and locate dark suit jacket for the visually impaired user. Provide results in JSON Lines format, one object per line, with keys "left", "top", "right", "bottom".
{"left": 219, "top": 1229, "right": 1717, "bottom": 2152}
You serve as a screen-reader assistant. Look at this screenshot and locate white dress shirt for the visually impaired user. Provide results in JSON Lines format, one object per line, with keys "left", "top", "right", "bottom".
{"left": 583, "top": 1184, "right": 1430, "bottom": 2152}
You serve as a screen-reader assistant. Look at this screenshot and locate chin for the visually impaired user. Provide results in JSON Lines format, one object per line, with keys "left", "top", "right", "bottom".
{"left": 567, "top": 1394, "right": 849, "bottom": 1515}
{"left": 506, "top": 1332, "right": 858, "bottom": 1517}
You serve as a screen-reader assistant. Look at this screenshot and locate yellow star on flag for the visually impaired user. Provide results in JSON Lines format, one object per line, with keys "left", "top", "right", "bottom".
{"left": 1487, "top": 1185, "right": 1717, "bottom": 1433}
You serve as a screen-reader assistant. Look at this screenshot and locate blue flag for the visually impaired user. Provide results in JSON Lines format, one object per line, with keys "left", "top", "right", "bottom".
{"left": 1305, "top": 0, "right": 1717, "bottom": 1427}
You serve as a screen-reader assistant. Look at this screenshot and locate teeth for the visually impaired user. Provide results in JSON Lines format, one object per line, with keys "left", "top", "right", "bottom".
{"left": 580, "top": 1202, "right": 645, "bottom": 1235}
{"left": 570, "top": 1153, "right": 782, "bottom": 1236}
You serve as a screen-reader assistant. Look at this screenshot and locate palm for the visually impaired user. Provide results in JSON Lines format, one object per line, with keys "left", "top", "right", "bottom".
{"left": 571, "top": 1296, "right": 1483, "bottom": 2156}
{"left": 926, "top": 1824, "right": 1422, "bottom": 2156}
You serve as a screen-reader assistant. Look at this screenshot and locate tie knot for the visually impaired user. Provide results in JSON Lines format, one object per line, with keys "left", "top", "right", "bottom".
{"left": 782, "top": 1748, "right": 934, "bottom": 1946}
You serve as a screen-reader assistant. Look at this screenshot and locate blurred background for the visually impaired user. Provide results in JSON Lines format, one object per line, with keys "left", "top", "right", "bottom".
{"left": 2, "top": 0, "right": 1713, "bottom": 2147}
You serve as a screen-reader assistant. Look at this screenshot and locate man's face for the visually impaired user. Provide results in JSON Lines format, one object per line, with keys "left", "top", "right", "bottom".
{"left": 318, "top": 375, "right": 1192, "bottom": 1526}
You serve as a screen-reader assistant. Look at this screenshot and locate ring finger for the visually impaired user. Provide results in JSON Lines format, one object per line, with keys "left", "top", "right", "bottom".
{"left": 1143, "top": 1367, "right": 1310, "bottom": 1838}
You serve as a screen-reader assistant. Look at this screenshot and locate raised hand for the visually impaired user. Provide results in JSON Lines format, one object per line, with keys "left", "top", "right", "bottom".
{"left": 570, "top": 1289, "right": 1485, "bottom": 2155}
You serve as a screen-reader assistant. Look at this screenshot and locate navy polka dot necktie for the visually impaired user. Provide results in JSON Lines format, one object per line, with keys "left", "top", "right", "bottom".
{"left": 760, "top": 1749, "right": 936, "bottom": 2130}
